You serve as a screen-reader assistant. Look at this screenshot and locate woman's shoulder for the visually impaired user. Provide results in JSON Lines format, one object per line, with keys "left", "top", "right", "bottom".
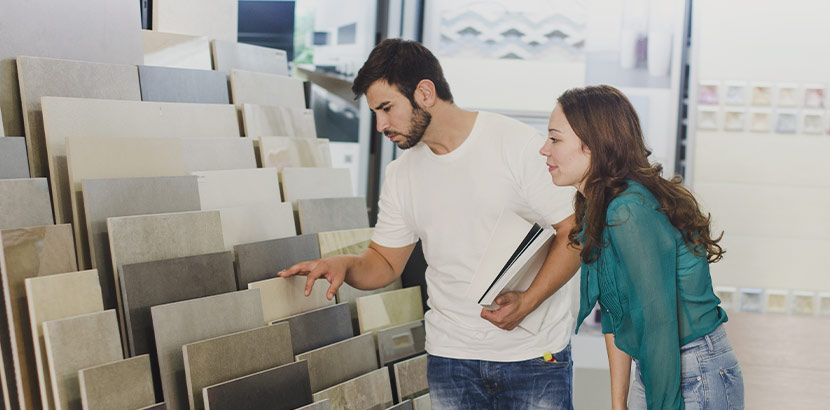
{"left": 606, "top": 181, "right": 661, "bottom": 222}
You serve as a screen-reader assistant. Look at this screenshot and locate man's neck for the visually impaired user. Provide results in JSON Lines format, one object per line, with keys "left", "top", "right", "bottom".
{"left": 421, "top": 103, "right": 478, "bottom": 155}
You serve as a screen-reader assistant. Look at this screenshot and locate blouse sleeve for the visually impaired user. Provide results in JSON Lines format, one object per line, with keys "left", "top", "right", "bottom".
{"left": 607, "top": 202, "right": 683, "bottom": 410}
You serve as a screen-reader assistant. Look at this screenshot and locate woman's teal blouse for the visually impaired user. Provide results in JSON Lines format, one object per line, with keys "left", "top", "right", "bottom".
{"left": 575, "top": 181, "right": 728, "bottom": 410}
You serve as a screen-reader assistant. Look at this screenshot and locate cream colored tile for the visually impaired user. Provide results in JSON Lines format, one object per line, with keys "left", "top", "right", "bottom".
{"left": 259, "top": 137, "right": 331, "bottom": 171}
{"left": 230, "top": 69, "right": 305, "bottom": 110}
{"left": 280, "top": 168, "right": 353, "bottom": 209}
{"left": 152, "top": 0, "right": 237, "bottom": 42}
{"left": 243, "top": 104, "right": 316, "bottom": 138}
{"left": 217, "top": 201, "right": 296, "bottom": 251}
{"left": 356, "top": 287, "right": 424, "bottom": 334}
{"left": 211, "top": 40, "right": 288, "bottom": 75}
{"left": 142, "top": 30, "right": 212, "bottom": 70}
{"left": 192, "top": 168, "right": 282, "bottom": 209}
{"left": 248, "top": 276, "right": 335, "bottom": 324}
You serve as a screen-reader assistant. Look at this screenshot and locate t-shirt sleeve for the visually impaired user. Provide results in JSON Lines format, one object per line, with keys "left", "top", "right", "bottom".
{"left": 517, "top": 133, "right": 575, "bottom": 227}
{"left": 371, "top": 161, "right": 419, "bottom": 248}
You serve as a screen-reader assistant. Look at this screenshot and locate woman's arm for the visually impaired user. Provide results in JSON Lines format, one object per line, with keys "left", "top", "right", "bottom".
{"left": 605, "top": 333, "right": 632, "bottom": 410}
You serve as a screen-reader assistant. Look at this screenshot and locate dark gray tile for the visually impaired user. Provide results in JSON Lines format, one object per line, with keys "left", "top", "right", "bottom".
{"left": 393, "top": 354, "right": 428, "bottom": 402}
{"left": 377, "top": 321, "right": 425, "bottom": 366}
{"left": 297, "top": 197, "right": 369, "bottom": 235}
{"left": 202, "top": 361, "right": 311, "bottom": 410}
{"left": 295, "top": 334, "right": 378, "bottom": 393}
{"left": 271, "top": 303, "right": 354, "bottom": 356}
{"left": 234, "top": 234, "right": 320, "bottom": 289}
{"left": 0, "top": 137, "right": 29, "bottom": 179}
{"left": 138, "top": 65, "right": 229, "bottom": 104}
{"left": 0, "top": 178, "right": 53, "bottom": 229}
{"left": 386, "top": 400, "right": 413, "bottom": 410}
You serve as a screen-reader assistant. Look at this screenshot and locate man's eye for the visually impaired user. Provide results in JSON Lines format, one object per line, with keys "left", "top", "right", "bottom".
{"left": 383, "top": 107, "right": 391, "bottom": 112}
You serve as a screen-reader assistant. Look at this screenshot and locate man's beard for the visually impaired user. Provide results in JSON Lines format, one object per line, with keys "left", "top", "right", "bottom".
{"left": 386, "top": 106, "right": 431, "bottom": 150}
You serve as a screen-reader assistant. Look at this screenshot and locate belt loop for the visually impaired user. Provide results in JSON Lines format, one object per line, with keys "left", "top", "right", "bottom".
{"left": 705, "top": 333, "right": 714, "bottom": 352}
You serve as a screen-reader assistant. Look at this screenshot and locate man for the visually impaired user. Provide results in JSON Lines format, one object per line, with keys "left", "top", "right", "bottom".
{"left": 280, "top": 38, "right": 581, "bottom": 409}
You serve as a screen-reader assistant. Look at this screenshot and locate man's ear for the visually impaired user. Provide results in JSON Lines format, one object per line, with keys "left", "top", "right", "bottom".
{"left": 415, "top": 79, "right": 437, "bottom": 108}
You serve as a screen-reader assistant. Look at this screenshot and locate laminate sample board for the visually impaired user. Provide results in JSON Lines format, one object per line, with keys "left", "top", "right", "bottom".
{"left": 392, "top": 354, "right": 428, "bottom": 402}
{"left": 311, "top": 368, "right": 393, "bottom": 410}
{"left": 150, "top": 289, "right": 264, "bottom": 410}
{"left": 142, "top": 30, "right": 212, "bottom": 70}
{"left": 183, "top": 322, "right": 293, "bottom": 410}
{"left": 181, "top": 138, "right": 256, "bottom": 173}
{"left": 42, "top": 310, "right": 122, "bottom": 410}
{"left": 248, "top": 277, "right": 334, "bottom": 324}
{"left": 280, "top": 168, "right": 353, "bottom": 209}
{"left": 376, "top": 321, "right": 426, "bottom": 366}
{"left": 0, "top": 178, "right": 52, "bottom": 229}
{"left": 78, "top": 355, "right": 155, "bottom": 410}
{"left": 387, "top": 401, "right": 413, "bottom": 410}
{"left": 152, "top": 0, "right": 238, "bottom": 43}
{"left": 192, "top": 168, "right": 282, "bottom": 210}
{"left": 411, "top": 394, "right": 430, "bottom": 410}
{"left": 295, "top": 334, "right": 378, "bottom": 393}
{"left": 119, "top": 251, "right": 236, "bottom": 356}
{"left": 356, "top": 287, "right": 424, "bottom": 334}
{"left": 202, "top": 361, "right": 311, "bottom": 410}
{"left": 82, "top": 175, "right": 202, "bottom": 310}
{"left": 0, "top": 0, "right": 142, "bottom": 137}
{"left": 242, "top": 104, "right": 316, "bottom": 138}
{"left": 297, "top": 197, "right": 369, "bottom": 235}
{"left": 25, "top": 270, "right": 103, "bottom": 410}
{"left": 211, "top": 40, "right": 289, "bottom": 76}
{"left": 0, "top": 137, "right": 30, "bottom": 179}
{"left": 16, "top": 56, "right": 141, "bottom": 178}
{"left": 0, "top": 224, "right": 76, "bottom": 410}
{"left": 217, "top": 201, "right": 296, "bottom": 252}
{"left": 259, "top": 137, "right": 331, "bottom": 171}
{"left": 138, "top": 65, "right": 229, "bottom": 104}
{"left": 270, "top": 303, "right": 354, "bottom": 356}
{"left": 229, "top": 69, "right": 305, "bottom": 110}
{"left": 234, "top": 233, "right": 320, "bottom": 289}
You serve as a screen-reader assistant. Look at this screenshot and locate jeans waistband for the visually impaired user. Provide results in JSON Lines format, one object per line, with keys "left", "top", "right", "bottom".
{"left": 680, "top": 324, "right": 728, "bottom": 353}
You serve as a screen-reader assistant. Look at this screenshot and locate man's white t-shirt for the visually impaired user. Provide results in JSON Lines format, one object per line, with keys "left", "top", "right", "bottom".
{"left": 372, "top": 111, "right": 578, "bottom": 362}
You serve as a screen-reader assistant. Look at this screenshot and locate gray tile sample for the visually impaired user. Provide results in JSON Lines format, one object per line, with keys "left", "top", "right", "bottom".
{"left": 119, "top": 251, "right": 237, "bottom": 356}
{"left": 82, "top": 175, "right": 202, "bottom": 311}
{"left": 202, "top": 361, "right": 311, "bottom": 410}
{"left": 311, "top": 368, "right": 393, "bottom": 410}
{"left": 297, "top": 197, "right": 369, "bottom": 235}
{"left": 411, "top": 394, "right": 430, "bottom": 410}
{"left": 377, "top": 321, "right": 426, "bottom": 367}
{"left": 183, "top": 322, "right": 293, "bottom": 410}
{"left": 150, "top": 289, "right": 264, "bottom": 410}
{"left": 386, "top": 401, "right": 413, "bottom": 410}
{"left": 271, "top": 303, "right": 354, "bottom": 356}
{"left": 181, "top": 138, "right": 256, "bottom": 173}
{"left": 296, "top": 401, "right": 331, "bottom": 410}
{"left": 42, "top": 310, "right": 123, "bottom": 410}
{"left": 211, "top": 40, "right": 289, "bottom": 76}
{"left": 234, "top": 234, "right": 320, "bottom": 289}
{"left": 295, "top": 334, "right": 378, "bottom": 393}
{"left": 78, "top": 355, "right": 155, "bottom": 410}
{"left": 0, "top": 137, "right": 29, "bottom": 179}
{"left": 0, "top": 178, "right": 53, "bottom": 229}
{"left": 393, "top": 354, "right": 428, "bottom": 402}
{"left": 138, "top": 65, "right": 229, "bottom": 104}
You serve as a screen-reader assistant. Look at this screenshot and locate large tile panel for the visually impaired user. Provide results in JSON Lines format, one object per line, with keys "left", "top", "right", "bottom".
{"left": 270, "top": 303, "right": 354, "bottom": 356}
{"left": 248, "top": 277, "right": 334, "bottom": 324}
{"left": 259, "top": 137, "right": 331, "bottom": 171}
{"left": 202, "top": 361, "right": 311, "bottom": 410}
{"left": 138, "top": 65, "right": 229, "bottom": 104}
{"left": 234, "top": 234, "right": 320, "bottom": 289}
{"left": 181, "top": 138, "right": 257, "bottom": 173}
{"left": 356, "top": 287, "right": 424, "bottom": 335}
{"left": 280, "top": 168, "right": 354, "bottom": 209}
{"left": 229, "top": 69, "right": 305, "bottom": 110}
{"left": 211, "top": 40, "right": 288, "bottom": 76}
{"left": 295, "top": 334, "right": 378, "bottom": 393}
{"left": 311, "top": 368, "right": 393, "bottom": 410}
{"left": 0, "top": 137, "right": 30, "bottom": 179}
{"left": 152, "top": 0, "right": 238, "bottom": 43}
{"left": 298, "top": 197, "right": 369, "bottom": 235}
{"left": 242, "top": 104, "right": 316, "bottom": 138}
{"left": 0, "top": 178, "right": 52, "bottom": 229}
{"left": 142, "top": 30, "right": 212, "bottom": 70}
{"left": 78, "top": 355, "right": 155, "bottom": 410}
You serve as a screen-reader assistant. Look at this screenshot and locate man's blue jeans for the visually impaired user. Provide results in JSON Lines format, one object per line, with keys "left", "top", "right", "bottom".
{"left": 427, "top": 344, "right": 574, "bottom": 410}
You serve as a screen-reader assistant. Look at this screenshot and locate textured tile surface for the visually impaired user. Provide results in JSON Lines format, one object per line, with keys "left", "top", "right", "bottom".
{"left": 25, "top": 269, "right": 103, "bottom": 410}
{"left": 393, "top": 354, "right": 428, "bottom": 402}
{"left": 138, "top": 65, "right": 229, "bottom": 104}
{"left": 230, "top": 69, "right": 305, "bottom": 110}
{"left": 298, "top": 197, "right": 368, "bottom": 235}
{"left": 297, "top": 401, "right": 331, "bottom": 410}
{"left": 42, "top": 310, "right": 122, "bottom": 410}
{"left": 16, "top": 56, "right": 141, "bottom": 178}
{"left": 387, "top": 401, "right": 413, "bottom": 410}
{"left": 119, "top": 251, "right": 236, "bottom": 356}
{"left": 152, "top": 0, "right": 238, "bottom": 42}
{"left": 217, "top": 201, "right": 296, "bottom": 251}
{"left": 211, "top": 40, "right": 288, "bottom": 76}
{"left": 259, "top": 137, "right": 331, "bottom": 171}
{"left": 234, "top": 234, "right": 320, "bottom": 289}
{"left": 0, "top": 137, "right": 30, "bottom": 179}
{"left": 271, "top": 303, "right": 354, "bottom": 356}
{"left": 243, "top": 104, "right": 316, "bottom": 138}
{"left": 0, "top": 178, "right": 53, "bottom": 229}
{"left": 248, "top": 277, "right": 334, "bottom": 324}
{"left": 142, "top": 30, "right": 212, "bottom": 70}
{"left": 202, "top": 361, "right": 311, "bottom": 410}
{"left": 78, "top": 355, "right": 155, "bottom": 410}
{"left": 150, "top": 289, "right": 263, "bottom": 410}
{"left": 356, "top": 287, "right": 424, "bottom": 334}
{"left": 183, "top": 322, "right": 293, "bottom": 410}
{"left": 137, "top": 402, "right": 168, "bottom": 410}
{"left": 295, "top": 334, "right": 378, "bottom": 393}
{"left": 82, "top": 175, "right": 201, "bottom": 309}
{"left": 280, "top": 168, "right": 354, "bottom": 209}
{"left": 181, "top": 138, "right": 256, "bottom": 173}
{"left": 0, "top": 224, "right": 76, "bottom": 410}
{"left": 311, "top": 368, "right": 393, "bottom": 410}
{"left": 411, "top": 394, "right": 430, "bottom": 410}
{"left": 192, "top": 168, "right": 281, "bottom": 210}
{"left": 377, "top": 321, "right": 426, "bottom": 366}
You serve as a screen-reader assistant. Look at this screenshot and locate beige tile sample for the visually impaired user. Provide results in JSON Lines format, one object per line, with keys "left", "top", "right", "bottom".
{"left": 152, "top": 0, "right": 238, "bottom": 42}
{"left": 242, "top": 104, "right": 317, "bottom": 138}
{"left": 295, "top": 334, "right": 378, "bottom": 393}
{"left": 217, "top": 201, "right": 296, "bottom": 251}
{"left": 78, "top": 355, "right": 155, "bottom": 410}
{"left": 412, "top": 394, "right": 431, "bottom": 410}
{"left": 356, "top": 287, "right": 424, "bottom": 334}
{"left": 0, "top": 106, "right": 4, "bottom": 135}
{"left": 25, "top": 269, "right": 103, "bottom": 410}
{"left": 248, "top": 276, "right": 335, "bottom": 323}
{"left": 0, "top": 224, "right": 77, "bottom": 410}
{"left": 393, "top": 354, "right": 428, "bottom": 402}
{"left": 297, "top": 197, "right": 369, "bottom": 235}
{"left": 311, "top": 368, "right": 393, "bottom": 410}
{"left": 181, "top": 138, "right": 256, "bottom": 173}
{"left": 280, "top": 168, "right": 354, "bottom": 209}
{"left": 183, "top": 322, "right": 293, "bottom": 410}
{"left": 230, "top": 69, "right": 305, "bottom": 110}
{"left": 42, "top": 310, "right": 122, "bottom": 410}
{"left": 0, "top": 178, "right": 53, "bottom": 229}
{"left": 142, "top": 30, "right": 212, "bottom": 70}
{"left": 259, "top": 137, "right": 331, "bottom": 171}
{"left": 193, "top": 168, "right": 282, "bottom": 209}
{"left": 16, "top": 56, "right": 141, "bottom": 178}
{"left": 211, "top": 40, "right": 288, "bottom": 75}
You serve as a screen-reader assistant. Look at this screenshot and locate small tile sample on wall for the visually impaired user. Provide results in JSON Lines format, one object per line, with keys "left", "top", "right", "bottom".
{"left": 393, "top": 354, "right": 428, "bottom": 402}
{"left": 696, "top": 108, "right": 719, "bottom": 131}
{"left": 356, "top": 287, "right": 424, "bottom": 334}
{"left": 764, "top": 289, "right": 790, "bottom": 314}
{"left": 271, "top": 303, "right": 354, "bottom": 356}
{"left": 150, "top": 289, "right": 264, "bottom": 410}
{"left": 803, "top": 84, "right": 826, "bottom": 108}
{"left": 248, "top": 276, "right": 335, "bottom": 323}
{"left": 152, "top": 0, "right": 238, "bottom": 42}
{"left": 791, "top": 291, "right": 817, "bottom": 316}
{"left": 773, "top": 110, "right": 798, "bottom": 134}
{"left": 751, "top": 82, "right": 773, "bottom": 106}
{"left": 259, "top": 137, "right": 331, "bottom": 171}
{"left": 0, "top": 224, "right": 76, "bottom": 410}
{"left": 801, "top": 111, "right": 825, "bottom": 135}
{"left": 234, "top": 233, "right": 321, "bottom": 289}
{"left": 211, "top": 40, "right": 289, "bottom": 76}
{"left": 713, "top": 286, "right": 737, "bottom": 312}
{"left": 192, "top": 168, "right": 282, "bottom": 210}
{"left": 0, "top": 137, "right": 30, "bottom": 179}
{"left": 201, "top": 361, "right": 312, "bottom": 410}
{"left": 723, "top": 110, "right": 746, "bottom": 132}
{"left": 243, "top": 104, "right": 317, "bottom": 138}
{"left": 737, "top": 288, "right": 763, "bottom": 313}
{"left": 216, "top": 200, "right": 296, "bottom": 252}
{"left": 183, "top": 322, "right": 293, "bottom": 410}
{"left": 776, "top": 83, "right": 799, "bottom": 107}
{"left": 697, "top": 81, "right": 719, "bottom": 105}
{"left": 819, "top": 293, "right": 830, "bottom": 316}
{"left": 749, "top": 109, "right": 772, "bottom": 133}
{"left": 78, "top": 355, "right": 155, "bottom": 410}
{"left": 295, "top": 333, "right": 379, "bottom": 393}
{"left": 310, "top": 368, "right": 393, "bottom": 410}
{"left": 377, "top": 320, "right": 426, "bottom": 366}
{"left": 142, "top": 30, "right": 212, "bottom": 70}
{"left": 230, "top": 69, "right": 306, "bottom": 110}
{"left": 280, "top": 168, "right": 354, "bottom": 209}
{"left": 298, "top": 197, "right": 369, "bottom": 235}
{"left": 724, "top": 82, "right": 747, "bottom": 106}
{"left": 42, "top": 310, "right": 122, "bottom": 410}
{"left": 0, "top": 178, "right": 53, "bottom": 229}
{"left": 181, "top": 138, "right": 257, "bottom": 173}
{"left": 138, "top": 65, "right": 229, "bottom": 104}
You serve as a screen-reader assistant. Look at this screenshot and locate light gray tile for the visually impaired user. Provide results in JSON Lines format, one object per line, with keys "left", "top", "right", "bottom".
{"left": 216, "top": 201, "right": 296, "bottom": 252}
{"left": 152, "top": 0, "right": 237, "bottom": 43}
{"left": 230, "top": 69, "right": 305, "bottom": 110}
{"left": 242, "top": 104, "right": 316, "bottom": 138}
{"left": 142, "top": 30, "right": 212, "bottom": 70}
{"left": 183, "top": 323, "right": 293, "bottom": 410}
{"left": 211, "top": 40, "right": 288, "bottom": 76}
{"left": 234, "top": 234, "right": 321, "bottom": 289}
{"left": 202, "top": 361, "right": 311, "bottom": 410}
{"left": 393, "top": 354, "right": 428, "bottom": 402}
{"left": 259, "top": 137, "right": 331, "bottom": 171}
{"left": 311, "top": 368, "right": 393, "bottom": 410}
{"left": 386, "top": 400, "right": 413, "bottom": 410}
{"left": 0, "top": 178, "right": 53, "bottom": 229}
{"left": 138, "top": 65, "right": 229, "bottom": 104}
{"left": 271, "top": 303, "right": 354, "bottom": 356}
{"left": 78, "top": 355, "right": 155, "bottom": 410}
{"left": 296, "top": 400, "right": 331, "bottom": 410}
{"left": 0, "top": 137, "right": 29, "bottom": 179}
{"left": 150, "top": 289, "right": 263, "bottom": 410}
{"left": 249, "top": 276, "right": 334, "bottom": 324}
{"left": 280, "top": 168, "right": 353, "bottom": 209}
{"left": 298, "top": 197, "right": 368, "bottom": 235}
{"left": 377, "top": 321, "right": 425, "bottom": 367}
{"left": 181, "top": 138, "right": 257, "bottom": 173}
{"left": 356, "top": 287, "right": 424, "bottom": 335}
{"left": 137, "top": 402, "right": 167, "bottom": 410}
{"left": 295, "top": 334, "right": 378, "bottom": 393}
{"left": 411, "top": 394, "right": 430, "bottom": 410}
{"left": 192, "top": 168, "right": 281, "bottom": 210}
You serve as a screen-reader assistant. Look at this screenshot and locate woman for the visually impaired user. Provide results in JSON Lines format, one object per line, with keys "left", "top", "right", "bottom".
{"left": 539, "top": 85, "right": 744, "bottom": 410}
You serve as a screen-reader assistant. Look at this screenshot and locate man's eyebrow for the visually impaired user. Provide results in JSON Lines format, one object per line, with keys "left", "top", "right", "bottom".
{"left": 373, "top": 101, "right": 391, "bottom": 111}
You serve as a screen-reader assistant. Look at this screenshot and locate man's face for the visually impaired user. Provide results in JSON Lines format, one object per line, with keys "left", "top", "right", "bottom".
{"left": 366, "top": 80, "right": 431, "bottom": 149}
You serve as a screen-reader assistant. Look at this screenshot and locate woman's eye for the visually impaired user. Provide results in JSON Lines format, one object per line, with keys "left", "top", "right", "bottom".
{"left": 549, "top": 137, "right": 558, "bottom": 143}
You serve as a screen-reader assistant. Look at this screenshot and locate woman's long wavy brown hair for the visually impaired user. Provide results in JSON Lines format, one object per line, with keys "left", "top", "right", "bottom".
{"left": 559, "top": 85, "right": 724, "bottom": 264}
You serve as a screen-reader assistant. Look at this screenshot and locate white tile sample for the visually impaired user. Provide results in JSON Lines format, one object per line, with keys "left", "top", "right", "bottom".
{"left": 259, "top": 137, "right": 331, "bottom": 171}
{"left": 0, "top": 178, "right": 53, "bottom": 229}
{"left": 142, "top": 30, "right": 212, "bottom": 70}
{"left": 152, "top": 0, "right": 238, "bottom": 42}
{"left": 295, "top": 334, "right": 378, "bottom": 393}
{"left": 217, "top": 201, "right": 296, "bottom": 251}
{"left": 280, "top": 168, "right": 354, "bottom": 208}
{"left": 138, "top": 65, "right": 229, "bottom": 104}
{"left": 297, "top": 197, "right": 369, "bottom": 235}
{"left": 230, "top": 69, "right": 305, "bottom": 110}
{"left": 356, "top": 287, "right": 424, "bottom": 334}
{"left": 242, "top": 104, "right": 316, "bottom": 138}
{"left": 311, "top": 368, "right": 393, "bottom": 410}
{"left": 248, "top": 276, "right": 335, "bottom": 324}
{"left": 78, "top": 355, "right": 155, "bottom": 410}
{"left": 0, "top": 137, "right": 30, "bottom": 179}
{"left": 181, "top": 138, "right": 257, "bottom": 173}
{"left": 193, "top": 168, "right": 282, "bottom": 209}
{"left": 211, "top": 40, "right": 289, "bottom": 75}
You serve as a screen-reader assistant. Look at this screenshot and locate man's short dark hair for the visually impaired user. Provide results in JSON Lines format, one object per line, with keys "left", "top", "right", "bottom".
{"left": 352, "top": 38, "right": 454, "bottom": 107}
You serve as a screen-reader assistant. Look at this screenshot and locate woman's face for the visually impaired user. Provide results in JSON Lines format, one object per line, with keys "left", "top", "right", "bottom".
{"left": 539, "top": 104, "right": 591, "bottom": 193}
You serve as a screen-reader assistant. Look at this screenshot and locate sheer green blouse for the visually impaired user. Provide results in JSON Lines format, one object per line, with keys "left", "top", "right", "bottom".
{"left": 575, "top": 181, "right": 728, "bottom": 410}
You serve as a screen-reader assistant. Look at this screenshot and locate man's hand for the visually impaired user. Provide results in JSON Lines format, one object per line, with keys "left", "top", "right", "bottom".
{"left": 278, "top": 256, "right": 350, "bottom": 301}
{"left": 480, "top": 291, "right": 534, "bottom": 331}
